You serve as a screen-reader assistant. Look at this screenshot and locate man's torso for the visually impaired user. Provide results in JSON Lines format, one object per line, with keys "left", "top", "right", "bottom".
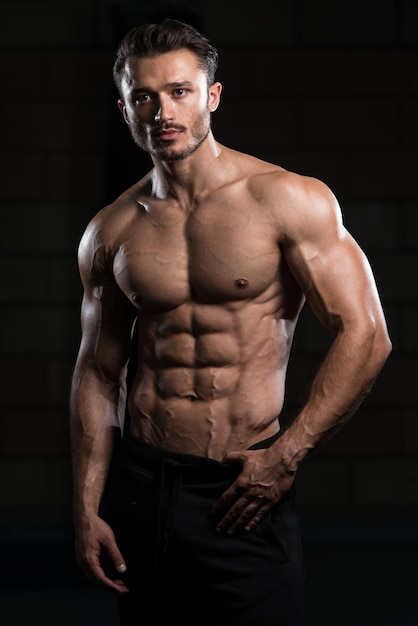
{"left": 100, "top": 152, "right": 305, "bottom": 458}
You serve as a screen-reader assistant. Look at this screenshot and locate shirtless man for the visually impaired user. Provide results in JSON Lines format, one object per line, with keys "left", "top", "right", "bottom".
{"left": 70, "top": 18, "right": 391, "bottom": 626}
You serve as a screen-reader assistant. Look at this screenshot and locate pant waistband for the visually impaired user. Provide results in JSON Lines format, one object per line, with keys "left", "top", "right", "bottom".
{"left": 117, "top": 426, "right": 283, "bottom": 484}
{"left": 118, "top": 429, "right": 241, "bottom": 484}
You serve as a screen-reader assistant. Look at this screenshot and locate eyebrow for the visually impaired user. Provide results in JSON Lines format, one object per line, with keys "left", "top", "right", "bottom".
{"left": 131, "top": 81, "right": 195, "bottom": 93}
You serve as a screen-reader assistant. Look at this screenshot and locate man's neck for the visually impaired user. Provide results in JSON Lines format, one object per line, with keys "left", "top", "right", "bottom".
{"left": 150, "top": 133, "right": 226, "bottom": 205}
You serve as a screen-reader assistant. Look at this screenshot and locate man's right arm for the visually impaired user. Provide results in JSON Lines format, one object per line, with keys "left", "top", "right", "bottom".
{"left": 70, "top": 225, "right": 136, "bottom": 593}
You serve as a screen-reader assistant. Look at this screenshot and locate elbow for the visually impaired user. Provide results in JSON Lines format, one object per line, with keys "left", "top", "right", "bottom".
{"left": 378, "top": 326, "right": 392, "bottom": 364}
{"left": 369, "top": 317, "right": 392, "bottom": 372}
{"left": 344, "top": 312, "right": 392, "bottom": 375}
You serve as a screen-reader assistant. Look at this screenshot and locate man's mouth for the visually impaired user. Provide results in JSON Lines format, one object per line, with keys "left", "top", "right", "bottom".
{"left": 154, "top": 126, "right": 185, "bottom": 141}
{"left": 158, "top": 130, "right": 180, "bottom": 141}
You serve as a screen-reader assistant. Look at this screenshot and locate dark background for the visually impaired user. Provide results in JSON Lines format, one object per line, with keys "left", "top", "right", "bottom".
{"left": 0, "top": 0, "right": 417, "bottom": 624}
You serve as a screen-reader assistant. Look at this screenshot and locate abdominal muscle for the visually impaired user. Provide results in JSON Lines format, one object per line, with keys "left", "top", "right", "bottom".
{"left": 126, "top": 301, "right": 294, "bottom": 460}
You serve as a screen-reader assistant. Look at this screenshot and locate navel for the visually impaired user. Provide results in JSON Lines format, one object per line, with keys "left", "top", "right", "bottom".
{"left": 235, "top": 278, "right": 249, "bottom": 289}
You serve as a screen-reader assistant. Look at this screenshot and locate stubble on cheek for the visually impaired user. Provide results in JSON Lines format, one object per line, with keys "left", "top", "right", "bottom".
{"left": 129, "top": 121, "right": 153, "bottom": 152}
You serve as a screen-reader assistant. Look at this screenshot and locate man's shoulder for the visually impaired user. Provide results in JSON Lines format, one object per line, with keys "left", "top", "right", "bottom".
{"left": 229, "top": 150, "right": 342, "bottom": 231}
{"left": 77, "top": 178, "right": 151, "bottom": 269}
{"left": 227, "top": 148, "right": 319, "bottom": 192}
{"left": 235, "top": 154, "right": 329, "bottom": 205}
{"left": 84, "top": 173, "right": 153, "bottom": 235}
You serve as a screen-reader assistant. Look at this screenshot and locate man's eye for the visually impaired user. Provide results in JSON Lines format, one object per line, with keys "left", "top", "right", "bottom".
{"left": 173, "top": 88, "right": 187, "bottom": 96}
{"left": 134, "top": 94, "right": 150, "bottom": 105}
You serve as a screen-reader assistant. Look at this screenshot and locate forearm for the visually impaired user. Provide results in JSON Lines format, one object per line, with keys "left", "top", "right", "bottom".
{"left": 70, "top": 369, "right": 123, "bottom": 519}
{"left": 70, "top": 425, "right": 116, "bottom": 517}
{"left": 281, "top": 323, "right": 391, "bottom": 469}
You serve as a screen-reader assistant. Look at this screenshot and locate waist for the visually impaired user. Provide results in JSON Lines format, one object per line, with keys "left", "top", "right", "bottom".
{"left": 126, "top": 392, "right": 284, "bottom": 457}
{"left": 117, "top": 427, "right": 284, "bottom": 484}
{"left": 117, "top": 429, "right": 239, "bottom": 483}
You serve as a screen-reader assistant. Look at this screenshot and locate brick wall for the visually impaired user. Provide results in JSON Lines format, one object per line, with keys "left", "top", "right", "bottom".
{"left": 0, "top": 0, "right": 417, "bottom": 539}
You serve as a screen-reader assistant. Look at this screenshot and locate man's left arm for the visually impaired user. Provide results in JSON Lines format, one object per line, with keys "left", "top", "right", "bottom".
{"left": 213, "top": 175, "right": 392, "bottom": 534}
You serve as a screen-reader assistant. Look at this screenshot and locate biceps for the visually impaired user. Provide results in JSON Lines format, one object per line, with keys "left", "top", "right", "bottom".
{"left": 287, "top": 234, "right": 379, "bottom": 333}
{"left": 79, "top": 288, "right": 136, "bottom": 379}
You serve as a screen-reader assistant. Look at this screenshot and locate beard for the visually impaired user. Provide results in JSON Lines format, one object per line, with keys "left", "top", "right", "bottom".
{"left": 128, "top": 106, "right": 211, "bottom": 162}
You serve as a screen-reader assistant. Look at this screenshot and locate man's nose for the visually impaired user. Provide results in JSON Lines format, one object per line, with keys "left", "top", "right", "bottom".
{"left": 154, "top": 96, "right": 173, "bottom": 123}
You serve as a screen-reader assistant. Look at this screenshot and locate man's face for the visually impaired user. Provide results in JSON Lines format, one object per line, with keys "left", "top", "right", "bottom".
{"left": 118, "top": 49, "right": 221, "bottom": 162}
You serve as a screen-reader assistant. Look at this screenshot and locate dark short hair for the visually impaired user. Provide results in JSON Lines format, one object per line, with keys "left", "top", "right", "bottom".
{"left": 113, "top": 18, "right": 219, "bottom": 95}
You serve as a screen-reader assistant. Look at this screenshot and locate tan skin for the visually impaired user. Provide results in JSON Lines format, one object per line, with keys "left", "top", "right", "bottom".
{"left": 70, "top": 49, "right": 392, "bottom": 594}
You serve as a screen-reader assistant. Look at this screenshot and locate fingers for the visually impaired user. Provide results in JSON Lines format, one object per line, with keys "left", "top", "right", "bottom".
{"left": 211, "top": 482, "right": 238, "bottom": 516}
{"left": 108, "top": 545, "right": 127, "bottom": 574}
{"left": 86, "top": 561, "right": 129, "bottom": 594}
{"left": 100, "top": 538, "right": 129, "bottom": 594}
{"left": 100, "top": 573, "right": 130, "bottom": 594}
{"left": 213, "top": 447, "right": 297, "bottom": 535}
{"left": 211, "top": 457, "right": 287, "bottom": 535}
{"left": 77, "top": 525, "right": 130, "bottom": 594}
{"left": 214, "top": 492, "right": 271, "bottom": 535}
{"left": 85, "top": 557, "right": 129, "bottom": 594}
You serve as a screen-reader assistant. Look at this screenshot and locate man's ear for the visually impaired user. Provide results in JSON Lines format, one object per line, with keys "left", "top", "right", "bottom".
{"left": 209, "top": 82, "right": 222, "bottom": 113}
{"left": 118, "top": 99, "right": 129, "bottom": 123}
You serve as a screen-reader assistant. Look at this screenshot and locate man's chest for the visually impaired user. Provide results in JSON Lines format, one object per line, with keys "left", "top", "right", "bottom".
{"left": 113, "top": 202, "right": 282, "bottom": 310}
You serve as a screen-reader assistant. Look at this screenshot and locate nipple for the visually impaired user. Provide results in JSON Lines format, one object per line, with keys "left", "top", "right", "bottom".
{"left": 235, "top": 278, "right": 249, "bottom": 288}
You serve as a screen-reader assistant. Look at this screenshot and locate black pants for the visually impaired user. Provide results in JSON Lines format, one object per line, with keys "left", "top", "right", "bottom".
{"left": 103, "top": 430, "right": 306, "bottom": 626}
